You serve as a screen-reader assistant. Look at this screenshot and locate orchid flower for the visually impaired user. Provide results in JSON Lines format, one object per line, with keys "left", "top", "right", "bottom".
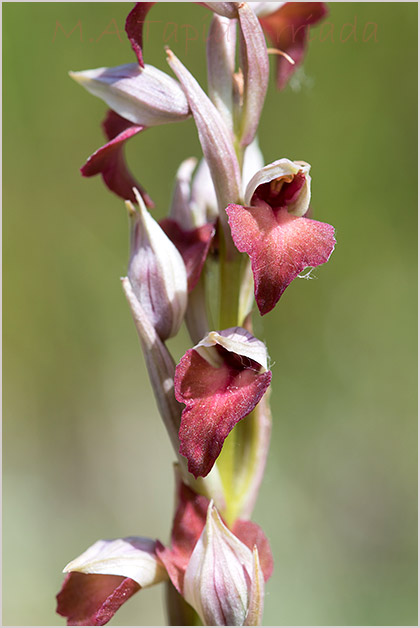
{"left": 227, "top": 158, "right": 336, "bottom": 315}
{"left": 175, "top": 327, "right": 272, "bottom": 478}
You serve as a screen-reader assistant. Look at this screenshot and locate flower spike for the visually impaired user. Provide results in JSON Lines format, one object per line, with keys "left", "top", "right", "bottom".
{"left": 62, "top": 2, "right": 336, "bottom": 624}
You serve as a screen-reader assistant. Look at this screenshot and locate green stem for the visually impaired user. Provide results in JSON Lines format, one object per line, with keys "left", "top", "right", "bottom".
{"left": 216, "top": 227, "right": 253, "bottom": 525}
{"left": 213, "top": 136, "right": 270, "bottom": 526}
{"left": 218, "top": 244, "right": 243, "bottom": 330}
{"left": 165, "top": 581, "right": 202, "bottom": 626}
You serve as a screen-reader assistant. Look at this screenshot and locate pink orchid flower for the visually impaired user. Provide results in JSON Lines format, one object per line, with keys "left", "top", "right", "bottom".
{"left": 227, "top": 158, "right": 336, "bottom": 315}
{"left": 175, "top": 327, "right": 272, "bottom": 478}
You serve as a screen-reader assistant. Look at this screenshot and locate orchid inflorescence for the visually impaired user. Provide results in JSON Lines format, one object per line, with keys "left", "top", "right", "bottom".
{"left": 57, "top": 2, "right": 334, "bottom": 626}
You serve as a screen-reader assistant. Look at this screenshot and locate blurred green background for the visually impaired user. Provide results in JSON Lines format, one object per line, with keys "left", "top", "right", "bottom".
{"left": 3, "top": 2, "right": 417, "bottom": 626}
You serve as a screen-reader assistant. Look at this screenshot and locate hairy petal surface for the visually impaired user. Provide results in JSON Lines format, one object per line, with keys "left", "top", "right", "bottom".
{"left": 175, "top": 328, "right": 272, "bottom": 478}
{"left": 80, "top": 110, "right": 151, "bottom": 205}
{"left": 227, "top": 202, "right": 336, "bottom": 315}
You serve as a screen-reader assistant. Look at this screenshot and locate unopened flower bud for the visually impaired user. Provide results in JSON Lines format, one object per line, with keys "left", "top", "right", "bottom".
{"left": 183, "top": 502, "right": 264, "bottom": 626}
{"left": 127, "top": 188, "right": 187, "bottom": 341}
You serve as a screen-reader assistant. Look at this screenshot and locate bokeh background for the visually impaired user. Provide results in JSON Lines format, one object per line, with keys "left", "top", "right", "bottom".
{"left": 3, "top": 2, "right": 417, "bottom": 626}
